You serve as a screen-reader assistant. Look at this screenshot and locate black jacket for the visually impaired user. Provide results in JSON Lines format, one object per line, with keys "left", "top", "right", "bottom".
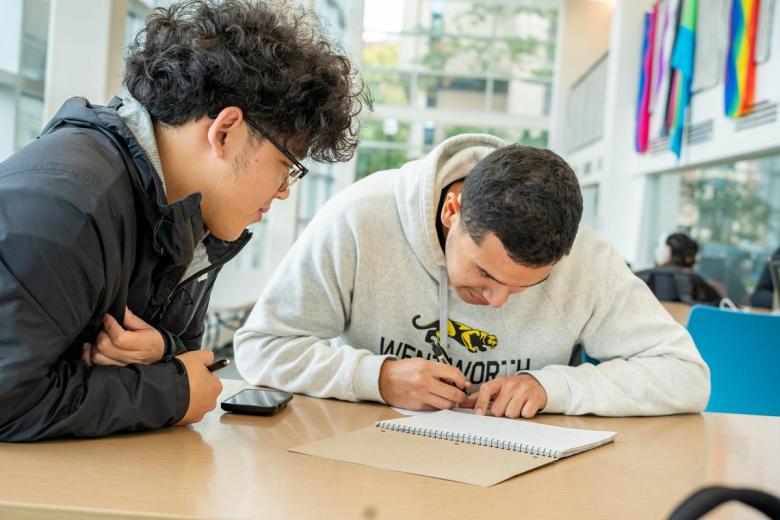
{"left": 750, "top": 247, "right": 780, "bottom": 308}
{"left": 635, "top": 266, "right": 722, "bottom": 305}
{"left": 0, "top": 97, "right": 250, "bottom": 441}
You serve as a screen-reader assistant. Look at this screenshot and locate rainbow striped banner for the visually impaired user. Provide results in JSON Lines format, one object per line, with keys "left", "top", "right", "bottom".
{"left": 724, "top": 0, "right": 760, "bottom": 117}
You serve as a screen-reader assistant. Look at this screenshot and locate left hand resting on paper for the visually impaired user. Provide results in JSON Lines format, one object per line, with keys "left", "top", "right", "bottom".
{"left": 459, "top": 374, "right": 547, "bottom": 419}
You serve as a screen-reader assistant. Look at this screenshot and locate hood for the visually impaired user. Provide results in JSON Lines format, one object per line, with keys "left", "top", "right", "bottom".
{"left": 41, "top": 96, "right": 248, "bottom": 266}
{"left": 394, "top": 133, "right": 507, "bottom": 281}
{"left": 393, "top": 133, "right": 506, "bottom": 357}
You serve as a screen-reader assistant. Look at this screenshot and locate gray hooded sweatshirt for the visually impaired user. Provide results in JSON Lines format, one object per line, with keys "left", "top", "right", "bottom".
{"left": 234, "top": 134, "right": 710, "bottom": 416}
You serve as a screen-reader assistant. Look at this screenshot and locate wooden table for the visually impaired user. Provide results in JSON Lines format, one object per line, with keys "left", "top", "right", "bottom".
{"left": 1, "top": 380, "right": 778, "bottom": 520}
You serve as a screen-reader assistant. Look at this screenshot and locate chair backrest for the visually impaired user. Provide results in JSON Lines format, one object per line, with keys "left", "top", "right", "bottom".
{"left": 687, "top": 305, "right": 780, "bottom": 416}
{"left": 636, "top": 268, "right": 720, "bottom": 305}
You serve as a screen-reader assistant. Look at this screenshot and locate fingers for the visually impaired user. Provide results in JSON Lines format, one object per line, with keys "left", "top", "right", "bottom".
{"left": 520, "top": 397, "right": 543, "bottom": 419}
{"left": 90, "top": 347, "right": 126, "bottom": 366}
{"left": 94, "top": 330, "right": 133, "bottom": 364}
{"left": 504, "top": 392, "right": 529, "bottom": 419}
{"left": 458, "top": 397, "right": 476, "bottom": 409}
{"left": 102, "top": 314, "right": 125, "bottom": 344}
{"left": 123, "top": 307, "right": 149, "bottom": 331}
{"left": 428, "top": 378, "right": 467, "bottom": 406}
{"left": 428, "top": 363, "right": 470, "bottom": 390}
{"left": 504, "top": 393, "right": 543, "bottom": 419}
{"left": 419, "top": 391, "right": 459, "bottom": 410}
{"left": 489, "top": 383, "right": 515, "bottom": 417}
{"left": 473, "top": 379, "right": 500, "bottom": 416}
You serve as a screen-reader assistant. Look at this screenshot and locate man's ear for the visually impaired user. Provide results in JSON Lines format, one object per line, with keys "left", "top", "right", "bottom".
{"left": 441, "top": 192, "right": 463, "bottom": 230}
{"left": 206, "top": 106, "right": 244, "bottom": 160}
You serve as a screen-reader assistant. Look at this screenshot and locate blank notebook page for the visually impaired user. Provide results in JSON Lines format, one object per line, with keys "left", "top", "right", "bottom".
{"left": 376, "top": 409, "right": 616, "bottom": 458}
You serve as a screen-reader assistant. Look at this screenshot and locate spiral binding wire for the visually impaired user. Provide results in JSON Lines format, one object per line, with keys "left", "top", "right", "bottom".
{"left": 376, "top": 421, "right": 560, "bottom": 458}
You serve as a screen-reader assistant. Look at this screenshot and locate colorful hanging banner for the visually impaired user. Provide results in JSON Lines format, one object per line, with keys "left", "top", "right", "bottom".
{"left": 653, "top": 0, "right": 682, "bottom": 139}
{"left": 636, "top": 6, "right": 658, "bottom": 153}
{"left": 668, "top": 0, "right": 698, "bottom": 158}
{"left": 724, "top": 0, "right": 761, "bottom": 117}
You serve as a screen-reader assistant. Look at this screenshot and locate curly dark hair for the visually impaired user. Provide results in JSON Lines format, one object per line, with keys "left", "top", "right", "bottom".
{"left": 124, "top": 0, "right": 370, "bottom": 162}
{"left": 461, "top": 145, "right": 583, "bottom": 267}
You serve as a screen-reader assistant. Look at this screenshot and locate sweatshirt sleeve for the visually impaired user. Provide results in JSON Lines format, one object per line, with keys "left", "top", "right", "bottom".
{"left": 234, "top": 201, "right": 393, "bottom": 403}
{"left": 0, "top": 204, "right": 189, "bottom": 441}
{"left": 526, "top": 233, "right": 711, "bottom": 416}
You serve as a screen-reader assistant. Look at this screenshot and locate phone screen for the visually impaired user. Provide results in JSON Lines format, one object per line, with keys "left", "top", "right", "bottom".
{"left": 224, "top": 389, "right": 292, "bottom": 408}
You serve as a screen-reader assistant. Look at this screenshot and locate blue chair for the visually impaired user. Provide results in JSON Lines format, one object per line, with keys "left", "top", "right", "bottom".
{"left": 687, "top": 305, "right": 780, "bottom": 416}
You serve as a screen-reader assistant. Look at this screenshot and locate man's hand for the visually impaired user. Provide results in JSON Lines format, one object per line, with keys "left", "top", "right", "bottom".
{"left": 378, "top": 358, "right": 471, "bottom": 410}
{"left": 460, "top": 374, "right": 547, "bottom": 419}
{"left": 81, "top": 307, "right": 165, "bottom": 366}
{"left": 175, "top": 349, "right": 223, "bottom": 425}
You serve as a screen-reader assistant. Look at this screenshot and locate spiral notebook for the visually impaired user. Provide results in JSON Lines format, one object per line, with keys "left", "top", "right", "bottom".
{"left": 377, "top": 410, "right": 616, "bottom": 457}
{"left": 290, "top": 410, "right": 616, "bottom": 486}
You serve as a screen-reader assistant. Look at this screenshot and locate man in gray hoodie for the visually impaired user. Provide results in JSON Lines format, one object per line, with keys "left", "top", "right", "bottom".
{"left": 235, "top": 135, "right": 710, "bottom": 418}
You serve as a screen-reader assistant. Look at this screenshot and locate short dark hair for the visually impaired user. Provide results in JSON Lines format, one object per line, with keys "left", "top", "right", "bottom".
{"left": 460, "top": 145, "right": 583, "bottom": 267}
{"left": 666, "top": 233, "right": 698, "bottom": 268}
{"left": 124, "top": 0, "right": 370, "bottom": 162}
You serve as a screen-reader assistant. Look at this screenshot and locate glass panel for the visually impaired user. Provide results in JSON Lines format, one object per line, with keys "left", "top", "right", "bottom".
{"left": 417, "top": 74, "right": 487, "bottom": 110}
{"left": 487, "top": 128, "right": 549, "bottom": 147}
{"left": 491, "top": 79, "right": 550, "bottom": 117}
{"left": 647, "top": 155, "right": 780, "bottom": 303}
{"left": 20, "top": 0, "right": 50, "bottom": 82}
{"left": 440, "top": 124, "right": 485, "bottom": 141}
{"left": 362, "top": 0, "right": 416, "bottom": 34}
{"left": 494, "top": 5, "right": 558, "bottom": 41}
{"left": 228, "top": 221, "right": 268, "bottom": 271}
{"left": 363, "top": 70, "right": 412, "bottom": 107}
{"left": 15, "top": 94, "right": 44, "bottom": 150}
{"left": 581, "top": 185, "right": 600, "bottom": 229}
{"left": 297, "top": 172, "right": 334, "bottom": 225}
{"left": 362, "top": 33, "right": 418, "bottom": 70}
{"left": 418, "top": 1, "right": 495, "bottom": 38}
{"left": 417, "top": 36, "right": 492, "bottom": 75}
{"left": 360, "top": 118, "right": 411, "bottom": 144}
{"left": 355, "top": 147, "right": 413, "bottom": 181}
{"left": 492, "top": 39, "right": 555, "bottom": 78}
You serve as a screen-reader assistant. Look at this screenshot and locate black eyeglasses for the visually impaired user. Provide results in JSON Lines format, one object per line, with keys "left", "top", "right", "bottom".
{"left": 246, "top": 120, "right": 308, "bottom": 190}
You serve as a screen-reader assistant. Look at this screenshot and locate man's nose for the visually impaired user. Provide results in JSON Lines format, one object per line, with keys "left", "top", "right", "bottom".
{"left": 486, "top": 286, "right": 511, "bottom": 309}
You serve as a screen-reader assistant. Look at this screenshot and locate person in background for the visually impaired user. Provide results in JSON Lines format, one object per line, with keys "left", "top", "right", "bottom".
{"left": 636, "top": 232, "right": 722, "bottom": 305}
{"left": 0, "top": 0, "right": 367, "bottom": 441}
{"left": 751, "top": 246, "right": 780, "bottom": 308}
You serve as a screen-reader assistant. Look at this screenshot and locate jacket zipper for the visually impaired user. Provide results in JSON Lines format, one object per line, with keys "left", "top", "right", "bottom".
{"left": 153, "top": 235, "right": 251, "bottom": 322}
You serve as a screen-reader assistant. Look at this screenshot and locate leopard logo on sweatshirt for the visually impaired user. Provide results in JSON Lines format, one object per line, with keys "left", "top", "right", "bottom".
{"left": 411, "top": 315, "right": 498, "bottom": 353}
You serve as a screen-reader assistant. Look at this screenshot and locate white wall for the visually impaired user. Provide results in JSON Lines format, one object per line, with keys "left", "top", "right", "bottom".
{"left": 556, "top": 0, "right": 780, "bottom": 263}
{"left": 44, "top": 0, "right": 128, "bottom": 120}
{"left": 549, "top": 0, "right": 613, "bottom": 152}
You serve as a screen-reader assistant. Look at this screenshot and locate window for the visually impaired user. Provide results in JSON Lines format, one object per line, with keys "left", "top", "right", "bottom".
{"left": 357, "top": 0, "right": 558, "bottom": 179}
{"left": 646, "top": 155, "right": 780, "bottom": 304}
{"left": 1, "top": 0, "right": 50, "bottom": 160}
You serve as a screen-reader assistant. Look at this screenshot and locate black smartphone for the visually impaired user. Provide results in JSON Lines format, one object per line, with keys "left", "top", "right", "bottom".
{"left": 221, "top": 389, "right": 293, "bottom": 416}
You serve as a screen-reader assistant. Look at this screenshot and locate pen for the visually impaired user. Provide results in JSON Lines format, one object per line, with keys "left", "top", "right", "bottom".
{"left": 207, "top": 358, "right": 230, "bottom": 372}
{"left": 429, "top": 338, "right": 451, "bottom": 365}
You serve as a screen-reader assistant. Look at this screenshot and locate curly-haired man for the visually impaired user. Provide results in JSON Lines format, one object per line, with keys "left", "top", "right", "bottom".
{"left": 0, "top": 0, "right": 368, "bottom": 441}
